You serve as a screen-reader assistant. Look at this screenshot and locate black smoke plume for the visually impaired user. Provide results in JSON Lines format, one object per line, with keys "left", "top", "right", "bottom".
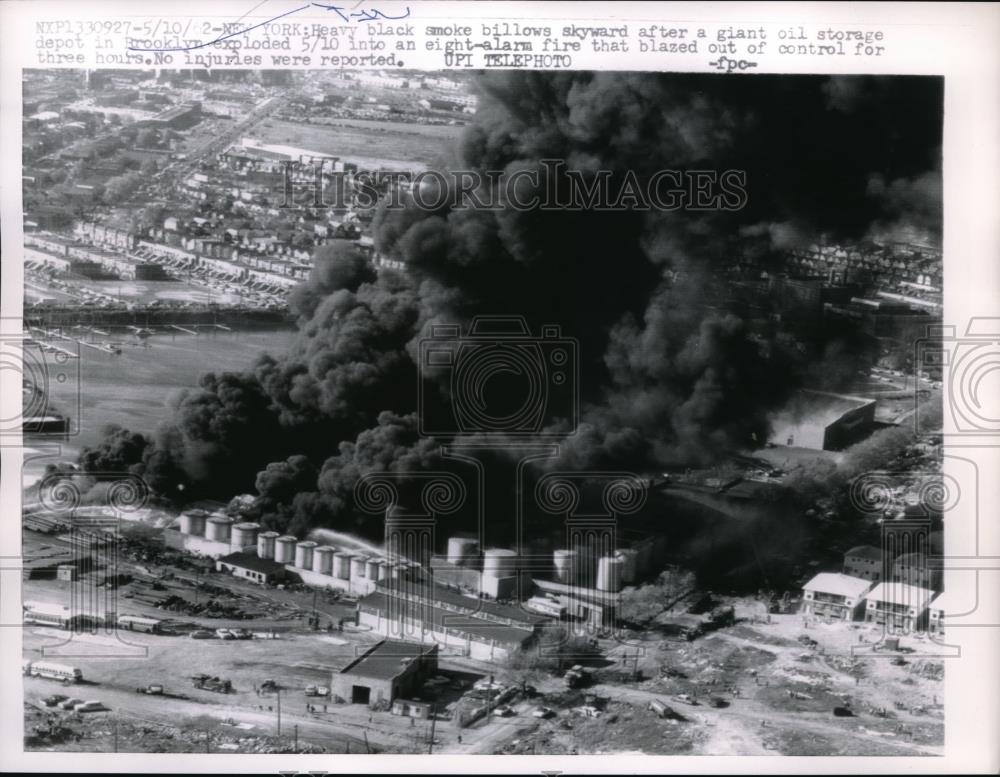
{"left": 78, "top": 73, "right": 942, "bottom": 541}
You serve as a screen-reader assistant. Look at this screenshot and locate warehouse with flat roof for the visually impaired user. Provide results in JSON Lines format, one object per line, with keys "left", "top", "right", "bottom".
{"left": 331, "top": 639, "right": 438, "bottom": 707}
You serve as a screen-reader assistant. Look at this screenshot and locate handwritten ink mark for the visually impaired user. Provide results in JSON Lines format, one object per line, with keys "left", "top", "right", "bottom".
{"left": 126, "top": 2, "right": 411, "bottom": 52}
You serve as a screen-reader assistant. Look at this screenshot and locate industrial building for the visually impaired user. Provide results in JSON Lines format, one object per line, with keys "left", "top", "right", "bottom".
{"left": 357, "top": 579, "right": 543, "bottom": 662}
{"left": 215, "top": 551, "right": 288, "bottom": 585}
{"left": 164, "top": 510, "right": 388, "bottom": 596}
{"left": 768, "top": 390, "right": 877, "bottom": 451}
{"left": 331, "top": 639, "right": 438, "bottom": 706}
{"left": 843, "top": 545, "right": 885, "bottom": 582}
{"left": 862, "top": 581, "right": 935, "bottom": 631}
{"left": 800, "top": 572, "right": 875, "bottom": 621}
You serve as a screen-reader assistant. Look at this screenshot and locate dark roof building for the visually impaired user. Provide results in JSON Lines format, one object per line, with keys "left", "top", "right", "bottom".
{"left": 216, "top": 551, "right": 287, "bottom": 584}
{"left": 356, "top": 580, "right": 542, "bottom": 662}
{"left": 331, "top": 639, "right": 438, "bottom": 706}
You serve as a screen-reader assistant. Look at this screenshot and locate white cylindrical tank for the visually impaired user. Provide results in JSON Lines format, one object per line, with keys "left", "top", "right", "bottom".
{"left": 366, "top": 558, "right": 381, "bottom": 580}
{"left": 275, "top": 535, "right": 297, "bottom": 564}
{"left": 482, "top": 548, "right": 517, "bottom": 577}
{"left": 294, "top": 540, "right": 317, "bottom": 570}
{"left": 447, "top": 536, "right": 479, "bottom": 566}
{"left": 313, "top": 545, "right": 335, "bottom": 575}
{"left": 377, "top": 560, "right": 390, "bottom": 580}
{"left": 205, "top": 515, "right": 233, "bottom": 543}
{"left": 350, "top": 555, "right": 368, "bottom": 579}
{"left": 230, "top": 522, "right": 260, "bottom": 550}
{"left": 553, "top": 549, "right": 578, "bottom": 585}
{"left": 617, "top": 548, "right": 639, "bottom": 584}
{"left": 389, "top": 562, "right": 403, "bottom": 580}
{"left": 179, "top": 509, "right": 208, "bottom": 537}
{"left": 257, "top": 531, "right": 279, "bottom": 559}
{"left": 333, "top": 552, "right": 351, "bottom": 580}
{"left": 596, "top": 555, "right": 624, "bottom": 593}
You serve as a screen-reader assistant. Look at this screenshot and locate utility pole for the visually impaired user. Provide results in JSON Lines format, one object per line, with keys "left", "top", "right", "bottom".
{"left": 427, "top": 704, "right": 436, "bottom": 754}
{"left": 363, "top": 731, "right": 371, "bottom": 754}
{"left": 113, "top": 712, "right": 119, "bottom": 753}
{"left": 276, "top": 687, "right": 281, "bottom": 737}
{"left": 293, "top": 724, "right": 298, "bottom": 752}
{"left": 205, "top": 729, "right": 211, "bottom": 753}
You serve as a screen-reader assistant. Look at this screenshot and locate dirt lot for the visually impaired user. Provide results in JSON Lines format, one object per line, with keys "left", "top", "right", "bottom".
{"left": 22, "top": 524, "right": 945, "bottom": 755}
{"left": 468, "top": 598, "right": 944, "bottom": 757}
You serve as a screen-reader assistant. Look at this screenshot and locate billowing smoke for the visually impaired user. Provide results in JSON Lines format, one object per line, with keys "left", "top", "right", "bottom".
{"left": 79, "top": 73, "right": 942, "bottom": 540}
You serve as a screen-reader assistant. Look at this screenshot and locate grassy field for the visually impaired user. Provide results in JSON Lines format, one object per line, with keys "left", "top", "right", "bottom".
{"left": 254, "top": 118, "right": 461, "bottom": 170}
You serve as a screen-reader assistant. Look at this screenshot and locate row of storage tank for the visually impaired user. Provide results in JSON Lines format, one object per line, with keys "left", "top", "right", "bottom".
{"left": 179, "top": 510, "right": 415, "bottom": 582}
{"left": 445, "top": 535, "right": 665, "bottom": 593}
{"left": 181, "top": 510, "right": 667, "bottom": 593}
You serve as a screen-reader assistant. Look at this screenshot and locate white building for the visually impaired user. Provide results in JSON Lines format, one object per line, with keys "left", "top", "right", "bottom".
{"left": 801, "top": 572, "right": 875, "bottom": 621}
{"left": 863, "top": 581, "right": 935, "bottom": 631}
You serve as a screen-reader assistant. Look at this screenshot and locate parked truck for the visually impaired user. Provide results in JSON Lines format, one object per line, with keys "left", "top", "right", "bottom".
{"left": 191, "top": 674, "right": 233, "bottom": 694}
{"left": 563, "top": 665, "right": 593, "bottom": 689}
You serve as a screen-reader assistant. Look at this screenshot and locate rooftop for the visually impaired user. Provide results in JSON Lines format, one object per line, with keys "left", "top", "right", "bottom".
{"left": 928, "top": 590, "right": 958, "bottom": 613}
{"left": 376, "top": 579, "right": 545, "bottom": 627}
{"left": 360, "top": 592, "right": 536, "bottom": 646}
{"left": 802, "top": 572, "right": 874, "bottom": 598}
{"left": 865, "top": 581, "right": 935, "bottom": 608}
{"left": 338, "top": 639, "right": 436, "bottom": 681}
{"left": 217, "top": 551, "right": 287, "bottom": 576}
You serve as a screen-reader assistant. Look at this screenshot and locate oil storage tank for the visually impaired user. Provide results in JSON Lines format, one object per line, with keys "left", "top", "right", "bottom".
{"left": 350, "top": 555, "right": 368, "bottom": 579}
{"left": 596, "top": 555, "right": 624, "bottom": 592}
{"left": 230, "top": 522, "right": 260, "bottom": 551}
{"left": 275, "top": 535, "right": 297, "bottom": 564}
{"left": 205, "top": 515, "right": 233, "bottom": 543}
{"left": 257, "top": 531, "right": 280, "bottom": 560}
{"left": 313, "top": 545, "right": 335, "bottom": 575}
{"left": 179, "top": 509, "right": 208, "bottom": 537}
{"left": 294, "top": 540, "right": 317, "bottom": 570}
{"left": 482, "top": 548, "right": 517, "bottom": 577}
{"left": 447, "top": 536, "right": 479, "bottom": 566}
{"left": 366, "top": 558, "right": 381, "bottom": 580}
{"left": 553, "top": 549, "right": 579, "bottom": 585}
{"left": 333, "top": 552, "right": 351, "bottom": 580}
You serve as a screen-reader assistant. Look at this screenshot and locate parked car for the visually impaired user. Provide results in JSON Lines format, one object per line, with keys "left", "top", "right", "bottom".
{"left": 190, "top": 630, "right": 215, "bottom": 639}
{"left": 59, "top": 698, "right": 83, "bottom": 710}
{"left": 74, "top": 700, "right": 105, "bottom": 712}
{"left": 531, "top": 706, "right": 555, "bottom": 719}
{"left": 43, "top": 694, "right": 68, "bottom": 707}
{"left": 494, "top": 705, "right": 515, "bottom": 717}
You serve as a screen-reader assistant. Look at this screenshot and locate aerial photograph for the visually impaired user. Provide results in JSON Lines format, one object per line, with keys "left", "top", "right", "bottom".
{"left": 19, "top": 67, "right": 946, "bottom": 755}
